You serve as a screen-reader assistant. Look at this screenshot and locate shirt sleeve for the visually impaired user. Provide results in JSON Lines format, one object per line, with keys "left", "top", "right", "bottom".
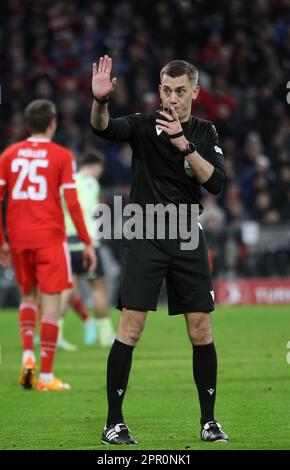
{"left": 201, "top": 122, "right": 225, "bottom": 195}
{"left": 92, "top": 113, "right": 144, "bottom": 142}
{"left": 63, "top": 188, "right": 91, "bottom": 245}
{"left": 60, "top": 150, "right": 77, "bottom": 189}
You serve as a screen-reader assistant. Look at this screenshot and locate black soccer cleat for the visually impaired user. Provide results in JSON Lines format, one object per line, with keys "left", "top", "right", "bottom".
{"left": 201, "top": 421, "right": 229, "bottom": 442}
{"left": 101, "top": 423, "right": 138, "bottom": 445}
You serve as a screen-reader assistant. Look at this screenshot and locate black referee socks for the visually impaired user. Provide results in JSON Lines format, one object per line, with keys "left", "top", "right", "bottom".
{"left": 192, "top": 343, "right": 217, "bottom": 426}
{"left": 106, "top": 340, "right": 217, "bottom": 426}
{"left": 106, "top": 339, "right": 134, "bottom": 426}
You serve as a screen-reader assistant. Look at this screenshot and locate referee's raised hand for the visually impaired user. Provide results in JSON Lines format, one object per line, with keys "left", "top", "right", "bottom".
{"left": 92, "top": 55, "right": 117, "bottom": 101}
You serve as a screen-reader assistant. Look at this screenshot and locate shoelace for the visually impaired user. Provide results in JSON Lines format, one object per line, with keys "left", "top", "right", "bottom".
{"left": 118, "top": 425, "right": 130, "bottom": 434}
{"left": 204, "top": 421, "right": 221, "bottom": 431}
{"left": 108, "top": 423, "right": 129, "bottom": 434}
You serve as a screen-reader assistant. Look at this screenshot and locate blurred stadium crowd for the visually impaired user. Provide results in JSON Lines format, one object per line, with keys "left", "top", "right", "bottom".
{"left": 1, "top": 0, "right": 290, "bottom": 287}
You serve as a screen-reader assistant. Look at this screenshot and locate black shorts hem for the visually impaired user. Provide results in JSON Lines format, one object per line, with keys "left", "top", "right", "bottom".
{"left": 169, "top": 306, "right": 215, "bottom": 316}
{"left": 116, "top": 303, "right": 156, "bottom": 313}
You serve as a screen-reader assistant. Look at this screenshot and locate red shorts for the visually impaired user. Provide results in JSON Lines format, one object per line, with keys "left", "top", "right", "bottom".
{"left": 11, "top": 242, "right": 73, "bottom": 294}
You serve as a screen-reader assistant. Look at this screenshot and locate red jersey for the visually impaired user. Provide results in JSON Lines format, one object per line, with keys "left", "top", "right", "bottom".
{"left": 0, "top": 137, "right": 91, "bottom": 249}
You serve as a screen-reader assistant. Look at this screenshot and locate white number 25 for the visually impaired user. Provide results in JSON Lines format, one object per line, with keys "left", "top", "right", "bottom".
{"left": 11, "top": 158, "right": 49, "bottom": 201}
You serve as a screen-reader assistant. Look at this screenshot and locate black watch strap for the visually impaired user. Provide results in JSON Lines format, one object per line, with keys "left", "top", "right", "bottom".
{"left": 94, "top": 95, "right": 110, "bottom": 104}
{"left": 181, "top": 142, "right": 196, "bottom": 156}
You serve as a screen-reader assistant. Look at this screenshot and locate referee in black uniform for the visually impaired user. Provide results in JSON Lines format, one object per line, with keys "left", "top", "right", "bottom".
{"left": 91, "top": 55, "right": 229, "bottom": 444}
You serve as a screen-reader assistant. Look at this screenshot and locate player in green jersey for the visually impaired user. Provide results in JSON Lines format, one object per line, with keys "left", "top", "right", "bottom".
{"left": 59, "top": 151, "right": 115, "bottom": 349}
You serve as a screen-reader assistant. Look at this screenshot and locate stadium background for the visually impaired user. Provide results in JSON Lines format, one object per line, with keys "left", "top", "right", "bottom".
{"left": 1, "top": 0, "right": 290, "bottom": 451}
{"left": 1, "top": 0, "right": 290, "bottom": 306}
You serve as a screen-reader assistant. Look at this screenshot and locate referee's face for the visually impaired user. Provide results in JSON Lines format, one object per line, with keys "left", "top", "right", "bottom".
{"left": 159, "top": 74, "right": 200, "bottom": 122}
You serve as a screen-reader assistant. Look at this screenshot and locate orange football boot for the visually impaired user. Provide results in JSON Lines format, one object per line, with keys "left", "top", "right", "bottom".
{"left": 37, "top": 376, "right": 71, "bottom": 391}
{"left": 19, "top": 357, "right": 36, "bottom": 389}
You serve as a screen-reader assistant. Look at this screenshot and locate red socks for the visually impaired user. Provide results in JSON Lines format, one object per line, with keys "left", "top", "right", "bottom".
{"left": 19, "top": 302, "right": 37, "bottom": 351}
{"left": 70, "top": 294, "right": 89, "bottom": 321}
{"left": 40, "top": 315, "right": 59, "bottom": 373}
{"left": 19, "top": 303, "right": 59, "bottom": 375}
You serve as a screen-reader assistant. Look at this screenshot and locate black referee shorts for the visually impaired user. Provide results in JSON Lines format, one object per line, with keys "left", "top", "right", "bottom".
{"left": 117, "top": 227, "right": 214, "bottom": 315}
{"left": 70, "top": 247, "right": 105, "bottom": 280}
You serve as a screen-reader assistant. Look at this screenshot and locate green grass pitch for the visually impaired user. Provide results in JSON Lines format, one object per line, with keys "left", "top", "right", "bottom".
{"left": 0, "top": 305, "right": 290, "bottom": 450}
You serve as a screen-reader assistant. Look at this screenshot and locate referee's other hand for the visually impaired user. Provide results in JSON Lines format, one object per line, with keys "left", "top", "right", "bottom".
{"left": 83, "top": 243, "right": 97, "bottom": 273}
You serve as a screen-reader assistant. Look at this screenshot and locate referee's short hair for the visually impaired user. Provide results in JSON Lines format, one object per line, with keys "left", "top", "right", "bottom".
{"left": 24, "top": 99, "right": 57, "bottom": 133}
{"left": 79, "top": 151, "right": 105, "bottom": 168}
{"left": 160, "top": 60, "right": 198, "bottom": 85}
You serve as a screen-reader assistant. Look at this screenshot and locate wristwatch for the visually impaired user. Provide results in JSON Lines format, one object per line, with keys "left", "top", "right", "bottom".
{"left": 180, "top": 142, "right": 196, "bottom": 156}
{"left": 182, "top": 142, "right": 196, "bottom": 177}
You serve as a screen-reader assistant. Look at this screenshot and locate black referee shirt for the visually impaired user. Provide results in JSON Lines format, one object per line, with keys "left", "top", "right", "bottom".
{"left": 92, "top": 112, "right": 225, "bottom": 213}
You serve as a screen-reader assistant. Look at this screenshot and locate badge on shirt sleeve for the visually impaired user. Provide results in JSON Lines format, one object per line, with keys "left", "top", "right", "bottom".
{"left": 214, "top": 145, "right": 223, "bottom": 155}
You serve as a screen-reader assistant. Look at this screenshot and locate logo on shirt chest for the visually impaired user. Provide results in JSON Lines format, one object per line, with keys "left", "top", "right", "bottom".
{"left": 155, "top": 126, "right": 162, "bottom": 136}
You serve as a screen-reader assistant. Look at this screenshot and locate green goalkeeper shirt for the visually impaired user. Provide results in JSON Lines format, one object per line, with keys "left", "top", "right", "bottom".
{"left": 63, "top": 172, "right": 100, "bottom": 251}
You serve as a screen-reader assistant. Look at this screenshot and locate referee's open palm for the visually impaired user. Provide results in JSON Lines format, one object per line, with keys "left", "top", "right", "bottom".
{"left": 92, "top": 55, "right": 117, "bottom": 100}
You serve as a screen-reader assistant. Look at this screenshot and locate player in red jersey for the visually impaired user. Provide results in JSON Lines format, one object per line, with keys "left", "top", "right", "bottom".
{"left": 0, "top": 99, "right": 96, "bottom": 391}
